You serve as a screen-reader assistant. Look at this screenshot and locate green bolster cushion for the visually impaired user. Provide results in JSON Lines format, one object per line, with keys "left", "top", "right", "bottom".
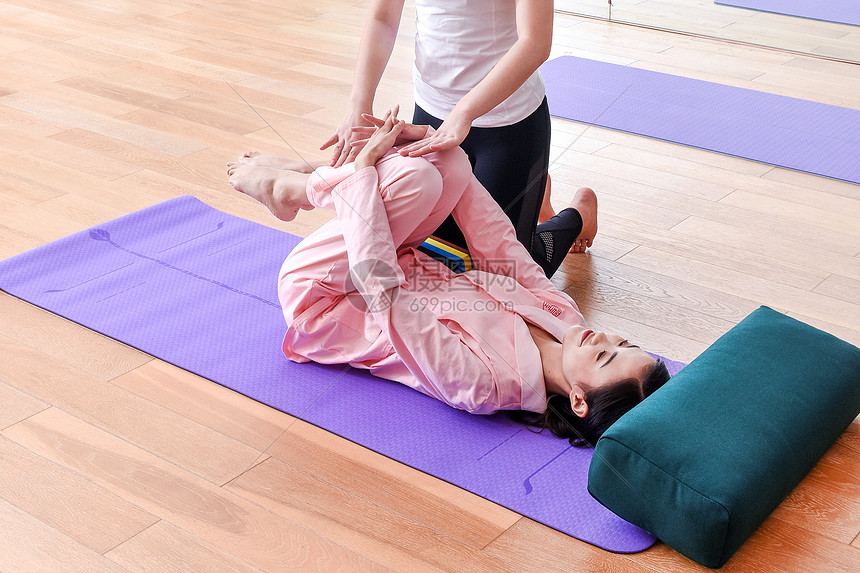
{"left": 587, "top": 306, "right": 860, "bottom": 568}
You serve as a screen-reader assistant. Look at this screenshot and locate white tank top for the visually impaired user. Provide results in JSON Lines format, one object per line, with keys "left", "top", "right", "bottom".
{"left": 412, "top": 0, "right": 546, "bottom": 128}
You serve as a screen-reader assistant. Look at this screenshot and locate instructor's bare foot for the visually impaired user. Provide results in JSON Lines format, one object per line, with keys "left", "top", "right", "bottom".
{"left": 568, "top": 187, "right": 597, "bottom": 254}
{"left": 238, "top": 151, "right": 320, "bottom": 173}
{"left": 226, "top": 162, "right": 312, "bottom": 221}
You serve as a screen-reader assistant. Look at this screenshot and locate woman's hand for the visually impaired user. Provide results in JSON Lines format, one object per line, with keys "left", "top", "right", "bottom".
{"left": 320, "top": 106, "right": 372, "bottom": 168}
{"left": 396, "top": 109, "right": 472, "bottom": 157}
{"left": 354, "top": 107, "right": 405, "bottom": 170}
{"left": 349, "top": 113, "right": 431, "bottom": 154}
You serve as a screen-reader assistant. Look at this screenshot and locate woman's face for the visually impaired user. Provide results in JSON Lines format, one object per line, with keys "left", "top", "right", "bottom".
{"left": 561, "top": 325, "right": 656, "bottom": 394}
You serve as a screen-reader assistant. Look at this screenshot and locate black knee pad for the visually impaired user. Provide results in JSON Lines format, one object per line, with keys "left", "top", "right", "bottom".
{"left": 533, "top": 207, "right": 583, "bottom": 276}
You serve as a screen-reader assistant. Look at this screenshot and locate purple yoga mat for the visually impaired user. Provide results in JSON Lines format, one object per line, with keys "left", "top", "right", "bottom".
{"left": 540, "top": 56, "right": 860, "bottom": 185}
{"left": 715, "top": 0, "right": 860, "bottom": 27}
{"left": 0, "top": 196, "right": 686, "bottom": 552}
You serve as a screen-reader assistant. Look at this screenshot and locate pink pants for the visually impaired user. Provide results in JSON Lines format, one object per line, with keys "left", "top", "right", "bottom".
{"left": 278, "top": 148, "right": 473, "bottom": 364}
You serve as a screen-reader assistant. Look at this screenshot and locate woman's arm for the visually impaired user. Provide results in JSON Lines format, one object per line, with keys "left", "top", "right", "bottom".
{"left": 399, "top": 0, "right": 553, "bottom": 157}
{"left": 451, "top": 176, "right": 582, "bottom": 320}
{"left": 320, "top": 0, "right": 406, "bottom": 167}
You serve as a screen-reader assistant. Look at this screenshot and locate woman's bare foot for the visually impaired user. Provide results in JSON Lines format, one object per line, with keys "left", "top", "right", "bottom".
{"left": 568, "top": 187, "right": 598, "bottom": 254}
{"left": 538, "top": 175, "right": 556, "bottom": 223}
{"left": 226, "top": 161, "right": 312, "bottom": 221}
{"left": 238, "top": 151, "right": 321, "bottom": 173}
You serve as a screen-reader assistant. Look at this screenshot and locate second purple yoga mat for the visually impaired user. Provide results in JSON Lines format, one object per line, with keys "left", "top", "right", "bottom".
{"left": 0, "top": 196, "right": 687, "bottom": 553}
{"left": 540, "top": 56, "right": 860, "bottom": 185}
{"left": 715, "top": 0, "right": 860, "bottom": 27}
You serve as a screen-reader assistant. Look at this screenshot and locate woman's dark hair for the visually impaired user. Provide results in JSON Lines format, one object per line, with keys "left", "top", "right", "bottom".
{"left": 511, "top": 358, "right": 671, "bottom": 448}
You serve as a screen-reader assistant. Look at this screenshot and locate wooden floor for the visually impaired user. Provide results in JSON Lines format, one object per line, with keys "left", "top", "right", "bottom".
{"left": 556, "top": 0, "right": 860, "bottom": 62}
{"left": 1, "top": 1, "right": 858, "bottom": 571}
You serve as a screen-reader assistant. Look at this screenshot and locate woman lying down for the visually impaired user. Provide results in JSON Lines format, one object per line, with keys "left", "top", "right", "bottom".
{"left": 226, "top": 108, "right": 670, "bottom": 447}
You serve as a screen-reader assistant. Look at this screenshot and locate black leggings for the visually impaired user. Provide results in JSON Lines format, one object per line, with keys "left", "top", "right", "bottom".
{"left": 413, "top": 99, "right": 581, "bottom": 276}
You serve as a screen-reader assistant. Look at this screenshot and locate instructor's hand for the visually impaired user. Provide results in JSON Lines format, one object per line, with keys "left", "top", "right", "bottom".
{"left": 354, "top": 107, "right": 405, "bottom": 171}
{"left": 320, "top": 107, "right": 371, "bottom": 168}
{"left": 396, "top": 110, "right": 471, "bottom": 157}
